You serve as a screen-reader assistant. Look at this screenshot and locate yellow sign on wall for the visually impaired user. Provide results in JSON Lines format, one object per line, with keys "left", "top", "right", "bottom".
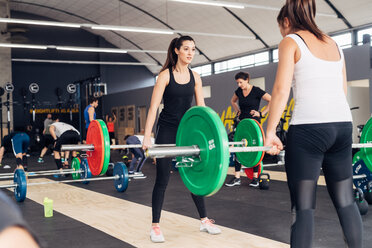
{"left": 29, "top": 108, "right": 79, "bottom": 114}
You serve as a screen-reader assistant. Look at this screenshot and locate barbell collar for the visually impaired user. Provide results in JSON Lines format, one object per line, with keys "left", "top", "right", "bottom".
{"left": 146, "top": 145, "right": 200, "bottom": 158}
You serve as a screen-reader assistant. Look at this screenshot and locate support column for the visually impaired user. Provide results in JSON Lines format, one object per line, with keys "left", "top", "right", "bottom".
{"left": 0, "top": 0, "right": 13, "bottom": 137}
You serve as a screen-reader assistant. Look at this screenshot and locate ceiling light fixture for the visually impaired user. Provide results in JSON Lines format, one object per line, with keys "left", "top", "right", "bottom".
{"left": 91, "top": 24, "right": 174, "bottom": 35}
{"left": 56, "top": 46, "right": 128, "bottom": 53}
{"left": 169, "top": 0, "right": 244, "bottom": 9}
{"left": 12, "top": 58, "right": 159, "bottom": 66}
{"left": 0, "top": 17, "right": 81, "bottom": 28}
{"left": 0, "top": 43, "right": 47, "bottom": 49}
{"left": 0, "top": 18, "right": 255, "bottom": 39}
{"left": 169, "top": 0, "right": 337, "bottom": 18}
{"left": 0, "top": 42, "right": 167, "bottom": 54}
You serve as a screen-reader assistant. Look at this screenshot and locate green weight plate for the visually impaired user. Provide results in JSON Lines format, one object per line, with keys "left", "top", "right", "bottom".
{"left": 360, "top": 117, "right": 372, "bottom": 172}
{"left": 234, "top": 119, "right": 264, "bottom": 168}
{"left": 71, "top": 157, "right": 81, "bottom": 180}
{"left": 176, "top": 106, "right": 229, "bottom": 197}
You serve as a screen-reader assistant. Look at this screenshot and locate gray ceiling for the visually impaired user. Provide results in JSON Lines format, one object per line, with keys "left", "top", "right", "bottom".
{"left": 8, "top": 0, "right": 372, "bottom": 74}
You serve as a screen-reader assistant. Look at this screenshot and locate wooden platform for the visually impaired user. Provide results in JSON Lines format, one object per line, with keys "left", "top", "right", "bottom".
{"left": 19, "top": 178, "right": 289, "bottom": 248}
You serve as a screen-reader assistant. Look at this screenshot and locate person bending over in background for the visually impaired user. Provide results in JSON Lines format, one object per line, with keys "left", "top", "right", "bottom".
{"left": 49, "top": 117, "right": 80, "bottom": 174}
{"left": 0, "top": 132, "right": 30, "bottom": 171}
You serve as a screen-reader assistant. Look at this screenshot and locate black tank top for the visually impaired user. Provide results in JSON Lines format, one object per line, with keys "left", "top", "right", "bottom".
{"left": 158, "top": 68, "right": 195, "bottom": 128}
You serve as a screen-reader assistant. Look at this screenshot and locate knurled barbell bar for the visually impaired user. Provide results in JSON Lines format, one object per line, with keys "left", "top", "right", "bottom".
{"left": 0, "top": 158, "right": 146, "bottom": 181}
{"left": 0, "top": 159, "right": 130, "bottom": 202}
{"left": 61, "top": 106, "right": 372, "bottom": 197}
{"left": 60, "top": 118, "right": 249, "bottom": 178}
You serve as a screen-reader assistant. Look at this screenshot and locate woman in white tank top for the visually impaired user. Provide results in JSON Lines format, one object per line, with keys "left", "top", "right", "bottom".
{"left": 265, "top": 0, "right": 363, "bottom": 247}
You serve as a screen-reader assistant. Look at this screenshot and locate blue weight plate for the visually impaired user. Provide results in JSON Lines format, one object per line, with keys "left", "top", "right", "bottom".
{"left": 14, "top": 169, "right": 27, "bottom": 202}
{"left": 80, "top": 159, "right": 92, "bottom": 184}
{"left": 353, "top": 159, "right": 372, "bottom": 192}
{"left": 113, "top": 162, "right": 129, "bottom": 192}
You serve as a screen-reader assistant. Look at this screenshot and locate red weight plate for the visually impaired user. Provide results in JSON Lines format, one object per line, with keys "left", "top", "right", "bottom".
{"left": 86, "top": 120, "right": 105, "bottom": 176}
{"left": 244, "top": 163, "right": 262, "bottom": 180}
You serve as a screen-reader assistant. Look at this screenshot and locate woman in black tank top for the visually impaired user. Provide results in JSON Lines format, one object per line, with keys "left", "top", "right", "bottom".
{"left": 226, "top": 71, "right": 271, "bottom": 188}
{"left": 143, "top": 36, "right": 221, "bottom": 243}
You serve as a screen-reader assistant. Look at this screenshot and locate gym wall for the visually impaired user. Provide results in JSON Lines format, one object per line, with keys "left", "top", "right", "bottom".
{"left": 10, "top": 11, "right": 154, "bottom": 132}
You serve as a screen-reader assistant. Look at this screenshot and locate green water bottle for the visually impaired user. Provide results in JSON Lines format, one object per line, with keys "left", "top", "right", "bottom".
{"left": 43, "top": 197, "right": 53, "bottom": 218}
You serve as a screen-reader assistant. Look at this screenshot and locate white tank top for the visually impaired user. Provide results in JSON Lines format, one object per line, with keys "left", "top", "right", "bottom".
{"left": 287, "top": 34, "right": 352, "bottom": 125}
{"left": 51, "top": 122, "right": 80, "bottom": 137}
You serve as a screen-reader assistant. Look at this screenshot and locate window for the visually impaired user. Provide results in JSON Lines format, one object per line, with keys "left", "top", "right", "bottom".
{"left": 227, "top": 58, "right": 240, "bottom": 71}
{"left": 192, "top": 66, "right": 202, "bottom": 75}
{"left": 240, "top": 55, "right": 254, "bottom": 68}
{"left": 357, "top": 27, "right": 372, "bottom": 45}
{"left": 215, "top": 51, "right": 270, "bottom": 73}
{"left": 201, "top": 64, "right": 212, "bottom": 76}
{"left": 331, "top": 32, "right": 352, "bottom": 48}
{"left": 254, "top": 51, "right": 269, "bottom": 66}
{"left": 192, "top": 64, "right": 212, "bottom": 77}
{"left": 272, "top": 49, "right": 279, "bottom": 63}
{"left": 214, "top": 61, "right": 228, "bottom": 74}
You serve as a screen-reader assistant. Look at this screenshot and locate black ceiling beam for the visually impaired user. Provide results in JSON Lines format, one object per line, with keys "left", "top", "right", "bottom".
{"left": 223, "top": 7, "right": 269, "bottom": 48}
{"left": 323, "top": 0, "right": 352, "bottom": 29}
{"left": 120, "top": 0, "right": 211, "bottom": 62}
{"left": 10, "top": 0, "right": 162, "bottom": 66}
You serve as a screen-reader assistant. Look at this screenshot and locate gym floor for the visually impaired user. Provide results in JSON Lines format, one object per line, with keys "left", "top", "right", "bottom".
{"left": 1, "top": 152, "right": 372, "bottom": 248}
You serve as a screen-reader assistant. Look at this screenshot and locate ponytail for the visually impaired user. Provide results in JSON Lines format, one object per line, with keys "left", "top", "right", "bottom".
{"left": 277, "top": 0, "right": 324, "bottom": 41}
{"left": 160, "top": 36, "right": 195, "bottom": 73}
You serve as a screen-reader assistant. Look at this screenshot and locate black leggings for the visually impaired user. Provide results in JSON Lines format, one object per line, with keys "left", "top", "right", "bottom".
{"left": 285, "top": 122, "right": 362, "bottom": 248}
{"left": 152, "top": 125, "right": 207, "bottom": 223}
{"left": 234, "top": 158, "right": 259, "bottom": 172}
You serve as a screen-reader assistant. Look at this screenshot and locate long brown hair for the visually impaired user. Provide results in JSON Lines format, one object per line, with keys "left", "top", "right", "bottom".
{"left": 277, "top": 0, "right": 324, "bottom": 41}
{"left": 160, "top": 36, "right": 195, "bottom": 73}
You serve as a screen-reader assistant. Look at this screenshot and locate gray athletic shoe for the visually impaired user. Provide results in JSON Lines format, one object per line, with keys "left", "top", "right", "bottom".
{"left": 225, "top": 177, "right": 241, "bottom": 187}
{"left": 150, "top": 226, "right": 165, "bottom": 243}
{"left": 200, "top": 219, "right": 221, "bottom": 235}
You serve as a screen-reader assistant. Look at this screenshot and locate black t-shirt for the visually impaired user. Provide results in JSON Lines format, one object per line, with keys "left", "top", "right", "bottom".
{"left": 235, "top": 86, "right": 266, "bottom": 122}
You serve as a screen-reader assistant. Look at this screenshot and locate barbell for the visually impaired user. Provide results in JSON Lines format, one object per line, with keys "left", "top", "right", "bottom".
{"left": 0, "top": 159, "right": 131, "bottom": 202}
{"left": 61, "top": 106, "right": 372, "bottom": 197}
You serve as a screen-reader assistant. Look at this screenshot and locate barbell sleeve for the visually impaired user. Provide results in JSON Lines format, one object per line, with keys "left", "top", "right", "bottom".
{"left": 352, "top": 143, "right": 372, "bottom": 148}
{"left": 61, "top": 144, "right": 95, "bottom": 151}
{"left": 0, "top": 183, "right": 17, "bottom": 189}
{"left": 229, "top": 146, "right": 272, "bottom": 153}
{"left": 353, "top": 174, "right": 367, "bottom": 179}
